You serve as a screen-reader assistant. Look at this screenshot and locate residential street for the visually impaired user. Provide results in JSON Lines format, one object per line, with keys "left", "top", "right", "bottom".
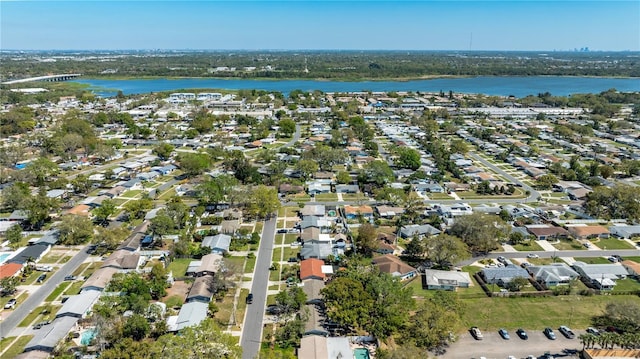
{"left": 241, "top": 216, "right": 276, "bottom": 359}
{"left": 458, "top": 249, "right": 640, "bottom": 266}
{"left": 0, "top": 245, "right": 91, "bottom": 338}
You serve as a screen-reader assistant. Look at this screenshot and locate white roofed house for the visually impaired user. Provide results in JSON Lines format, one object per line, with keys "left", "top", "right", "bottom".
{"left": 572, "top": 262, "right": 629, "bottom": 290}
{"left": 423, "top": 269, "right": 472, "bottom": 291}
{"left": 202, "top": 234, "right": 231, "bottom": 254}
{"left": 526, "top": 263, "right": 580, "bottom": 287}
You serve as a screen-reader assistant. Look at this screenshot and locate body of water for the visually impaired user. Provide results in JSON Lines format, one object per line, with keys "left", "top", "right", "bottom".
{"left": 73, "top": 76, "right": 640, "bottom": 98}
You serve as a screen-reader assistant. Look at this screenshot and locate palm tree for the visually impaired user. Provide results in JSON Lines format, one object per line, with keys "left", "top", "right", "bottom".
{"left": 579, "top": 333, "right": 589, "bottom": 349}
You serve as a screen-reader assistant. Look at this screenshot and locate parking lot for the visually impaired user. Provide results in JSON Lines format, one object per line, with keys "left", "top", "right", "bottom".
{"left": 440, "top": 329, "right": 582, "bottom": 359}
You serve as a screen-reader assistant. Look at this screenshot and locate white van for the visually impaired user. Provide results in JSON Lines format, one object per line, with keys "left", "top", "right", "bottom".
{"left": 35, "top": 265, "right": 53, "bottom": 272}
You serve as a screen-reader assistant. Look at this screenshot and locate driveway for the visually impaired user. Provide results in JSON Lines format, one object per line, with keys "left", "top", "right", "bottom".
{"left": 440, "top": 329, "right": 582, "bottom": 358}
{"left": 240, "top": 216, "right": 276, "bottom": 359}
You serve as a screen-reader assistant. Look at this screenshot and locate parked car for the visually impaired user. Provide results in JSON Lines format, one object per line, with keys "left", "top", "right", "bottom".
{"left": 608, "top": 256, "right": 618, "bottom": 263}
{"left": 498, "top": 328, "right": 510, "bottom": 340}
{"left": 521, "top": 262, "right": 531, "bottom": 268}
{"left": 497, "top": 256, "right": 507, "bottom": 264}
{"left": 35, "top": 265, "right": 52, "bottom": 272}
{"left": 526, "top": 253, "right": 539, "bottom": 258}
{"left": 287, "top": 257, "right": 299, "bottom": 263}
{"left": 37, "top": 274, "right": 47, "bottom": 283}
{"left": 583, "top": 242, "right": 591, "bottom": 248}
{"left": 470, "top": 326, "right": 483, "bottom": 340}
{"left": 266, "top": 305, "right": 285, "bottom": 315}
{"left": 277, "top": 229, "right": 288, "bottom": 234}
{"left": 64, "top": 275, "right": 76, "bottom": 281}
{"left": 544, "top": 327, "right": 556, "bottom": 340}
{"left": 32, "top": 321, "right": 50, "bottom": 330}
{"left": 586, "top": 327, "right": 601, "bottom": 336}
{"left": 4, "top": 298, "right": 17, "bottom": 309}
{"left": 559, "top": 325, "right": 575, "bottom": 339}
{"left": 246, "top": 293, "right": 253, "bottom": 304}
{"left": 516, "top": 328, "right": 528, "bottom": 340}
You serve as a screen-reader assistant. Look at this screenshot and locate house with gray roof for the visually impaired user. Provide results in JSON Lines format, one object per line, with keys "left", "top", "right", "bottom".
{"left": 482, "top": 265, "right": 530, "bottom": 286}
{"left": 186, "top": 275, "right": 215, "bottom": 303}
{"left": 572, "top": 262, "right": 629, "bottom": 290}
{"left": 202, "top": 234, "right": 231, "bottom": 254}
{"left": 399, "top": 224, "right": 441, "bottom": 239}
{"left": 423, "top": 269, "right": 472, "bottom": 290}
{"left": 23, "top": 316, "right": 79, "bottom": 353}
{"left": 300, "top": 204, "right": 325, "bottom": 217}
{"left": 168, "top": 301, "right": 209, "bottom": 332}
{"left": 609, "top": 225, "right": 640, "bottom": 239}
{"left": 335, "top": 184, "right": 359, "bottom": 194}
{"left": 526, "top": 263, "right": 580, "bottom": 287}
{"left": 300, "top": 240, "right": 333, "bottom": 260}
{"left": 300, "top": 217, "right": 332, "bottom": 232}
{"left": 56, "top": 289, "right": 101, "bottom": 318}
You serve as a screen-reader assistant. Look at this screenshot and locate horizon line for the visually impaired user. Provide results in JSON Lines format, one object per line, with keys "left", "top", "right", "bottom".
{"left": 2, "top": 49, "right": 639, "bottom": 53}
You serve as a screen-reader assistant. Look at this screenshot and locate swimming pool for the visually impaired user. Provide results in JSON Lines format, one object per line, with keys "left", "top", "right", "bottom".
{"left": 80, "top": 328, "right": 97, "bottom": 346}
{"left": 354, "top": 348, "right": 370, "bottom": 359}
{"left": 0, "top": 253, "right": 12, "bottom": 265}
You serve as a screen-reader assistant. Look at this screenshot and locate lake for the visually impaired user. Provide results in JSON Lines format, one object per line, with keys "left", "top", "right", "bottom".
{"left": 73, "top": 76, "right": 640, "bottom": 97}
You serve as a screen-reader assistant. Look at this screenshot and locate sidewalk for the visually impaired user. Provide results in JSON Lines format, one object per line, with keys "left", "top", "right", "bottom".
{"left": 536, "top": 240, "right": 557, "bottom": 251}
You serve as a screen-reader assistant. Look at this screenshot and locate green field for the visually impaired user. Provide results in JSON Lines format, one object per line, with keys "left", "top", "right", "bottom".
{"left": 512, "top": 241, "right": 545, "bottom": 252}
{"left": 612, "top": 278, "right": 640, "bottom": 292}
{"left": 552, "top": 238, "right": 585, "bottom": 251}
{"left": 462, "top": 294, "right": 640, "bottom": 331}
{"left": 573, "top": 257, "right": 611, "bottom": 264}
{"left": 592, "top": 237, "right": 635, "bottom": 250}
{"left": 167, "top": 258, "right": 192, "bottom": 277}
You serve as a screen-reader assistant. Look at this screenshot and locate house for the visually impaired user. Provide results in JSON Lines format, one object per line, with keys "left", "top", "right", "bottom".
{"left": 8, "top": 244, "right": 51, "bottom": 265}
{"left": 423, "top": 269, "right": 472, "bottom": 290}
{"left": 343, "top": 205, "right": 373, "bottom": 220}
{"left": 302, "top": 278, "right": 325, "bottom": 304}
{"left": 220, "top": 220, "right": 241, "bottom": 234}
{"left": 437, "top": 203, "right": 473, "bottom": 217}
{"left": 0, "top": 263, "right": 23, "bottom": 280}
{"left": 399, "top": 224, "right": 441, "bottom": 239}
{"left": 7, "top": 210, "right": 29, "bottom": 222}
{"left": 297, "top": 336, "right": 353, "bottom": 359}
{"left": 566, "top": 225, "right": 610, "bottom": 240}
{"left": 299, "top": 217, "right": 332, "bottom": 232}
{"left": 304, "top": 304, "right": 328, "bottom": 337}
{"left": 307, "top": 182, "right": 331, "bottom": 195}
{"left": 526, "top": 264, "right": 580, "bottom": 287}
{"left": 64, "top": 204, "right": 91, "bottom": 217}
{"left": 81, "top": 267, "right": 118, "bottom": 292}
{"left": 168, "top": 301, "right": 208, "bottom": 332}
{"left": 621, "top": 260, "right": 640, "bottom": 277}
{"left": 300, "top": 241, "right": 333, "bottom": 260}
{"left": 46, "top": 189, "right": 67, "bottom": 200}
{"left": 300, "top": 259, "right": 326, "bottom": 281}
{"left": 279, "top": 183, "right": 305, "bottom": 194}
{"left": 609, "top": 225, "right": 640, "bottom": 239}
{"left": 194, "top": 253, "right": 224, "bottom": 277}
{"left": 572, "top": 262, "right": 629, "bottom": 290}
{"left": 525, "top": 225, "right": 570, "bottom": 240}
{"left": 372, "top": 254, "right": 417, "bottom": 281}
{"left": 568, "top": 187, "right": 592, "bottom": 200}
{"left": 101, "top": 250, "right": 141, "bottom": 270}
{"left": 481, "top": 265, "right": 530, "bottom": 286}
{"left": 301, "top": 227, "right": 321, "bottom": 242}
{"left": 301, "top": 204, "right": 325, "bottom": 217}
{"left": 153, "top": 164, "right": 177, "bottom": 175}
{"left": 186, "top": 275, "right": 215, "bottom": 303}
{"left": 56, "top": 289, "right": 101, "bottom": 319}
{"left": 105, "top": 186, "right": 125, "bottom": 198}
{"left": 202, "top": 234, "right": 231, "bottom": 254}
{"left": 137, "top": 171, "right": 160, "bottom": 181}
{"left": 375, "top": 205, "right": 405, "bottom": 218}
{"left": 413, "top": 183, "right": 444, "bottom": 193}
{"left": 122, "top": 178, "right": 143, "bottom": 190}
{"left": 335, "top": 184, "right": 359, "bottom": 194}
{"left": 23, "top": 316, "right": 79, "bottom": 353}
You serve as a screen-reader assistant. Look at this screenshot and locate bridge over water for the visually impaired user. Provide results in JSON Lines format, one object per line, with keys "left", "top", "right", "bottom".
{"left": 1, "top": 73, "right": 82, "bottom": 85}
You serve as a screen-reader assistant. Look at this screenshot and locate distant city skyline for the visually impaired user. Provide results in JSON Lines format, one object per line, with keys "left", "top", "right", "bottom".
{"left": 1, "top": 1, "right": 638, "bottom": 51}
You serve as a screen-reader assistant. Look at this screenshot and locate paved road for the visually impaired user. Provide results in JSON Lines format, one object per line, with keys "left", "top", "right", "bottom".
{"left": 283, "top": 124, "right": 301, "bottom": 148}
{"left": 442, "top": 329, "right": 582, "bottom": 358}
{"left": 0, "top": 245, "right": 91, "bottom": 337}
{"left": 241, "top": 216, "right": 276, "bottom": 359}
{"left": 468, "top": 152, "right": 540, "bottom": 202}
{"left": 458, "top": 249, "right": 640, "bottom": 266}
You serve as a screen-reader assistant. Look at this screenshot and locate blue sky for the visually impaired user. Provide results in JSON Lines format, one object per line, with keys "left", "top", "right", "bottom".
{"left": 1, "top": 1, "right": 638, "bottom": 51}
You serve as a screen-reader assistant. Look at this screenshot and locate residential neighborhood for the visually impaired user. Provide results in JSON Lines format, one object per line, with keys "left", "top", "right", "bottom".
{"left": 1, "top": 85, "right": 639, "bottom": 359}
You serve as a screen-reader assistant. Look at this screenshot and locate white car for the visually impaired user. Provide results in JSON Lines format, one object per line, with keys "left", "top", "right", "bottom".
{"left": 527, "top": 253, "right": 539, "bottom": 258}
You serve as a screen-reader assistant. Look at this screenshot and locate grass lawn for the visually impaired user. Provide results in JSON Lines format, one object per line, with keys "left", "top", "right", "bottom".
{"left": 64, "top": 281, "right": 84, "bottom": 296}
{"left": 592, "top": 237, "right": 635, "bottom": 250}
{"left": 623, "top": 256, "right": 640, "bottom": 263}
{"left": 341, "top": 193, "right": 369, "bottom": 201}
{"left": 81, "top": 262, "right": 102, "bottom": 279}
{"left": 272, "top": 248, "right": 283, "bottom": 262}
{"left": 612, "top": 278, "right": 640, "bottom": 292}
{"left": 552, "top": 238, "right": 586, "bottom": 251}
{"left": 38, "top": 252, "right": 66, "bottom": 264}
{"left": 45, "top": 282, "right": 71, "bottom": 302}
{"left": 254, "top": 222, "right": 263, "bottom": 234}
{"left": 72, "top": 263, "right": 91, "bottom": 277}
{"left": 269, "top": 269, "right": 280, "bottom": 282}
{"left": 512, "top": 241, "right": 545, "bottom": 252}
{"left": 18, "top": 304, "right": 60, "bottom": 327}
{"left": 266, "top": 294, "right": 276, "bottom": 306}
{"left": 163, "top": 295, "right": 184, "bottom": 308}
{"left": 315, "top": 193, "right": 338, "bottom": 201}
{"left": 282, "top": 247, "right": 300, "bottom": 260}
{"left": 276, "top": 219, "right": 285, "bottom": 228}
{"left": 462, "top": 294, "right": 640, "bottom": 331}
{"left": 214, "top": 295, "right": 234, "bottom": 327}
{"left": 0, "top": 336, "right": 33, "bottom": 359}
{"left": 157, "top": 189, "right": 177, "bottom": 200}
{"left": 167, "top": 258, "right": 192, "bottom": 277}
{"left": 122, "top": 189, "right": 143, "bottom": 198}
{"left": 428, "top": 193, "right": 454, "bottom": 200}
{"left": 528, "top": 257, "right": 560, "bottom": 265}
{"left": 235, "top": 289, "right": 250, "bottom": 326}
{"left": 245, "top": 256, "right": 256, "bottom": 274}
{"left": 284, "top": 234, "right": 299, "bottom": 244}
{"left": 573, "top": 257, "right": 611, "bottom": 264}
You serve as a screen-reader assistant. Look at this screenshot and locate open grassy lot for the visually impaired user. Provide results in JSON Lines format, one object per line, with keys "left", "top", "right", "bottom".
{"left": 552, "top": 238, "right": 585, "bottom": 251}
{"left": 573, "top": 257, "right": 611, "bottom": 264}
{"left": 315, "top": 193, "right": 338, "bottom": 201}
{"left": 512, "top": 241, "right": 545, "bottom": 252}
{"left": 214, "top": 295, "right": 234, "bottom": 327}
{"left": 245, "top": 256, "right": 256, "bottom": 274}
{"left": 282, "top": 247, "right": 300, "bottom": 260}
{"left": 122, "top": 189, "right": 143, "bottom": 198}
{"left": 284, "top": 234, "right": 299, "bottom": 244}
{"left": 0, "top": 336, "right": 33, "bottom": 359}
{"left": 592, "top": 237, "right": 635, "bottom": 250}
{"left": 612, "top": 278, "right": 640, "bottom": 292}
{"left": 462, "top": 294, "right": 640, "bottom": 331}
{"left": 167, "top": 258, "right": 192, "bottom": 277}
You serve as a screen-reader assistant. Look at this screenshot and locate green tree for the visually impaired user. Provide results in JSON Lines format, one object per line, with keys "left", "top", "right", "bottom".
{"left": 321, "top": 277, "right": 373, "bottom": 333}
{"left": 355, "top": 222, "right": 378, "bottom": 257}
{"left": 150, "top": 211, "right": 175, "bottom": 236}
{"left": 403, "top": 236, "right": 425, "bottom": 259}
{"left": 57, "top": 215, "right": 94, "bottom": 245}
{"left": 246, "top": 185, "right": 281, "bottom": 218}
{"left": 1, "top": 182, "right": 30, "bottom": 211}
{"left": 178, "top": 152, "right": 211, "bottom": 177}
{"left": 0, "top": 276, "right": 19, "bottom": 296}
{"left": 94, "top": 227, "right": 130, "bottom": 253}
{"left": 360, "top": 160, "right": 394, "bottom": 187}
{"left": 535, "top": 174, "right": 559, "bottom": 190}
{"left": 197, "top": 174, "right": 238, "bottom": 205}
{"left": 25, "top": 157, "right": 59, "bottom": 186}
{"left": 404, "top": 291, "right": 464, "bottom": 350}
{"left": 506, "top": 276, "right": 529, "bottom": 292}
{"left": 123, "top": 314, "right": 150, "bottom": 341}
{"left": 5, "top": 224, "right": 23, "bottom": 249}
{"left": 449, "top": 213, "right": 505, "bottom": 254}
{"left": 424, "top": 234, "right": 469, "bottom": 268}
{"left": 294, "top": 159, "right": 318, "bottom": 180}
{"left": 509, "top": 231, "right": 525, "bottom": 245}
{"left": 600, "top": 165, "right": 614, "bottom": 179}
{"left": 153, "top": 143, "right": 175, "bottom": 160}
{"left": 278, "top": 118, "right": 296, "bottom": 137}
{"left": 123, "top": 197, "right": 154, "bottom": 220}
{"left": 275, "top": 286, "right": 307, "bottom": 315}
{"left": 395, "top": 147, "right": 421, "bottom": 170}
{"left": 92, "top": 199, "right": 117, "bottom": 224}
{"left": 23, "top": 189, "right": 58, "bottom": 229}
{"left": 336, "top": 171, "right": 352, "bottom": 184}
{"left": 155, "top": 318, "right": 242, "bottom": 359}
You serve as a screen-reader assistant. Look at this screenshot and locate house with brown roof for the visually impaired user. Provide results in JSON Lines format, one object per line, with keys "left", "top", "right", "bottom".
{"left": 81, "top": 267, "right": 118, "bottom": 292}
{"left": 301, "top": 227, "right": 321, "bottom": 242}
{"left": 344, "top": 205, "right": 373, "bottom": 220}
{"left": 0, "top": 263, "right": 22, "bottom": 280}
{"left": 65, "top": 204, "right": 91, "bottom": 217}
{"left": 372, "top": 254, "right": 417, "bottom": 281}
{"left": 525, "top": 225, "right": 570, "bottom": 240}
{"left": 279, "top": 184, "right": 305, "bottom": 194}
{"left": 300, "top": 258, "right": 326, "bottom": 281}
{"left": 194, "top": 253, "right": 223, "bottom": 277}
{"left": 566, "top": 225, "right": 610, "bottom": 240}
{"left": 186, "top": 275, "right": 215, "bottom": 303}
{"left": 621, "top": 260, "right": 640, "bottom": 277}
{"left": 101, "top": 250, "right": 140, "bottom": 270}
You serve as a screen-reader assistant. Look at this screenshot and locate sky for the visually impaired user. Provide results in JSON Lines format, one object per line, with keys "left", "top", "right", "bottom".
{"left": 1, "top": 1, "right": 639, "bottom": 51}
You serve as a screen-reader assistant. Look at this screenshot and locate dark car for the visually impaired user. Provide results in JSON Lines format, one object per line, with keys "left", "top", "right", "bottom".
{"left": 277, "top": 229, "right": 288, "bottom": 234}
{"left": 586, "top": 327, "right": 601, "bottom": 336}
{"left": 559, "top": 325, "right": 575, "bottom": 339}
{"left": 32, "top": 321, "right": 50, "bottom": 330}
{"left": 36, "top": 274, "right": 47, "bottom": 283}
{"left": 287, "top": 257, "right": 299, "bottom": 263}
{"left": 544, "top": 327, "right": 557, "bottom": 340}
{"left": 64, "top": 275, "right": 76, "bottom": 281}
{"left": 516, "top": 328, "right": 528, "bottom": 340}
{"left": 498, "top": 328, "right": 510, "bottom": 340}
{"left": 246, "top": 293, "right": 254, "bottom": 304}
